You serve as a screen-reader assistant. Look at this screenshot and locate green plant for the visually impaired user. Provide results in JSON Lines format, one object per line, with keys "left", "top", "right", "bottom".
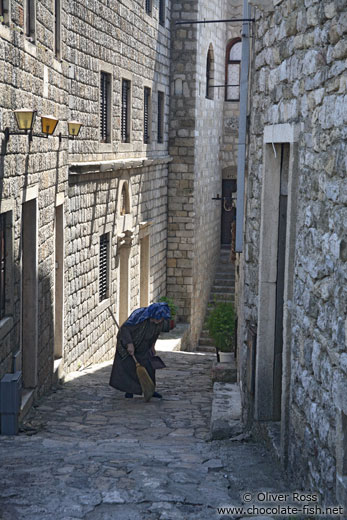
{"left": 158, "top": 296, "right": 177, "bottom": 319}
{"left": 207, "top": 301, "right": 236, "bottom": 352}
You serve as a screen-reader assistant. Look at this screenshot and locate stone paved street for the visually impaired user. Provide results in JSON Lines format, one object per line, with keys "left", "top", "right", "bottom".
{"left": 0, "top": 349, "right": 290, "bottom": 520}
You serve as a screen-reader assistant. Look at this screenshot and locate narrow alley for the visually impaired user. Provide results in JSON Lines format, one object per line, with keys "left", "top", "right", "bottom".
{"left": 0, "top": 348, "right": 290, "bottom": 520}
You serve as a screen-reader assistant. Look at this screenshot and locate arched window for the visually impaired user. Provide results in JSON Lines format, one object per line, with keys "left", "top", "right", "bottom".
{"left": 225, "top": 39, "right": 242, "bottom": 101}
{"left": 206, "top": 45, "right": 214, "bottom": 100}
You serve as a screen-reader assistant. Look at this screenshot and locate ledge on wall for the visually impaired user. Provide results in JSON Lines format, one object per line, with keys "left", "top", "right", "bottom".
{"left": 69, "top": 156, "right": 172, "bottom": 182}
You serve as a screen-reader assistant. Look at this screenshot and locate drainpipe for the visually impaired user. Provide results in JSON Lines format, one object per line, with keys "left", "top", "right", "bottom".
{"left": 235, "top": 0, "right": 251, "bottom": 252}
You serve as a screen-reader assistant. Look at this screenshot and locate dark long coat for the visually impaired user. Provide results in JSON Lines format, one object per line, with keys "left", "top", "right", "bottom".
{"left": 109, "top": 319, "right": 163, "bottom": 395}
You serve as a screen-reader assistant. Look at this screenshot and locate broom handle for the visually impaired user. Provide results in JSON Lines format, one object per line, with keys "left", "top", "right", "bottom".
{"left": 131, "top": 354, "right": 140, "bottom": 365}
{"left": 109, "top": 307, "right": 121, "bottom": 330}
{"left": 108, "top": 308, "right": 139, "bottom": 363}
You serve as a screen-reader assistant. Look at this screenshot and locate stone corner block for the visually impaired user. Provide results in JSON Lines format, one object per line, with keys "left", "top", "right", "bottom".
{"left": 210, "top": 382, "right": 243, "bottom": 440}
{"left": 211, "top": 361, "right": 237, "bottom": 384}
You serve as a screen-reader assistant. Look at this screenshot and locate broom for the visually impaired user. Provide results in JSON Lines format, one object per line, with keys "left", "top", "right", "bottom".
{"left": 109, "top": 308, "right": 155, "bottom": 402}
{"left": 130, "top": 354, "right": 154, "bottom": 402}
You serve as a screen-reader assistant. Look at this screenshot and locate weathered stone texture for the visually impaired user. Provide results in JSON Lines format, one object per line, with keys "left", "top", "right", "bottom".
{"left": 66, "top": 162, "right": 169, "bottom": 372}
{"left": 0, "top": 0, "right": 171, "bottom": 401}
{"left": 239, "top": 0, "right": 347, "bottom": 505}
{"left": 0, "top": 1, "right": 69, "bottom": 397}
{"left": 168, "top": 0, "right": 235, "bottom": 346}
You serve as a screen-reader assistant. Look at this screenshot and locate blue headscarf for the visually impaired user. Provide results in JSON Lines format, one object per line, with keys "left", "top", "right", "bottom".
{"left": 124, "top": 302, "right": 171, "bottom": 326}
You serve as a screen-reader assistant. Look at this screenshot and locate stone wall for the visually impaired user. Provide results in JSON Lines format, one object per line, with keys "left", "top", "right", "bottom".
{"left": 168, "top": 0, "right": 229, "bottom": 346}
{"left": 0, "top": 0, "right": 171, "bottom": 404}
{"left": 64, "top": 0, "right": 172, "bottom": 371}
{"left": 239, "top": 0, "right": 347, "bottom": 506}
{"left": 65, "top": 160, "right": 169, "bottom": 372}
{"left": 221, "top": 0, "right": 243, "bottom": 179}
{"left": 0, "top": 1, "right": 69, "bottom": 397}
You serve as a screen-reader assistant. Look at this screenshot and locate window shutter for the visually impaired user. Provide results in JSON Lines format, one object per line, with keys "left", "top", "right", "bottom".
{"left": 0, "top": 1, "right": 4, "bottom": 17}
{"left": 206, "top": 52, "right": 211, "bottom": 98}
{"left": 144, "top": 87, "right": 150, "bottom": 144}
{"left": 0, "top": 214, "right": 6, "bottom": 319}
{"left": 145, "top": 0, "right": 151, "bottom": 14}
{"left": 159, "top": 0, "right": 165, "bottom": 25}
{"left": 157, "top": 91, "right": 164, "bottom": 143}
{"left": 99, "top": 234, "right": 109, "bottom": 302}
{"left": 100, "top": 72, "right": 109, "bottom": 143}
{"left": 121, "top": 79, "right": 130, "bottom": 143}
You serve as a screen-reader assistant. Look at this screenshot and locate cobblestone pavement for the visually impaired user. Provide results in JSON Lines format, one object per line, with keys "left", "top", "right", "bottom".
{"left": 0, "top": 350, "right": 290, "bottom": 520}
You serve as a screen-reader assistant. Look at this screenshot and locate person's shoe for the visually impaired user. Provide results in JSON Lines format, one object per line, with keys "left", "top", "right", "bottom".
{"left": 152, "top": 391, "right": 162, "bottom": 399}
{"left": 125, "top": 392, "right": 133, "bottom": 398}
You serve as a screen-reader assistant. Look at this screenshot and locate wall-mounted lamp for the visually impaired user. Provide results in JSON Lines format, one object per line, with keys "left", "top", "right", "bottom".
{"left": 59, "top": 121, "right": 82, "bottom": 142}
{"left": 41, "top": 115, "right": 59, "bottom": 136}
{"left": 1, "top": 110, "right": 82, "bottom": 143}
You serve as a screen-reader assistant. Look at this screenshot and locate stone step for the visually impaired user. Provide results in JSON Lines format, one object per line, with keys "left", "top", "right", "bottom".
{"left": 197, "top": 345, "right": 216, "bottom": 354}
{"left": 215, "top": 272, "right": 235, "bottom": 279}
{"left": 199, "top": 331, "right": 211, "bottom": 339}
{"left": 209, "top": 295, "right": 235, "bottom": 303}
{"left": 211, "top": 285, "right": 234, "bottom": 293}
{"left": 199, "top": 337, "right": 214, "bottom": 346}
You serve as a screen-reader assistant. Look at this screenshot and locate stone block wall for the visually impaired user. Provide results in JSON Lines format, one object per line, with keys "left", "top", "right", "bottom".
{"left": 239, "top": 0, "right": 347, "bottom": 505}
{"left": 168, "top": 0, "right": 228, "bottom": 346}
{"left": 63, "top": 0, "right": 172, "bottom": 371}
{"left": 221, "top": 0, "right": 243, "bottom": 179}
{"left": 0, "top": 1, "right": 69, "bottom": 397}
{"left": 65, "top": 160, "right": 169, "bottom": 372}
{"left": 66, "top": 0, "right": 171, "bottom": 164}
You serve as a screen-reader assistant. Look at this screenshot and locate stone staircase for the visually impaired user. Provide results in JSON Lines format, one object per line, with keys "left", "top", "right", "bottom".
{"left": 197, "top": 247, "right": 235, "bottom": 354}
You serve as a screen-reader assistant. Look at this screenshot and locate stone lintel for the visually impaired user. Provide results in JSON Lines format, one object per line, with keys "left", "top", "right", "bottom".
{"left": 69, "top": 155, "right": 172, "bottom": 181}
{"left": 263, "top": 123, "right": 304, "bottom": 144}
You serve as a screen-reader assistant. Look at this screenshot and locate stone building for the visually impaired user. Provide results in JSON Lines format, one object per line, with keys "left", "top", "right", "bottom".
{"left": 0, "top": 0, "right": 172, "bottom": 411}
{"left": 0, "top": 0, "right": 241, "bottom": 416}
{"left": 237, "top": 0, "right": 347, "bottom": 509}
{"left": 168, "top": 0, "right": 242, "bottom": 346}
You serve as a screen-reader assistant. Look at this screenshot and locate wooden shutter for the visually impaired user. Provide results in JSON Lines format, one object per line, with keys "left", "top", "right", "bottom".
{"left": 100, "top": 72, "right": 109, "bottom": 143}
{"left": 99, "top": 234, "right": 109, "bottom": 302}
{"left": 0, "top": 1, "right": 4, "bottom": 17}
{"left": 157, "top": 91, "right": 164, "bottom": 143}
{"left": 206, "top": 52, "right": 211, "bottom": 98}
{"left": 0, "top": 214, "right": 6, "bottom": 319}
{"left": 145, "top": 0, "right": 151, "bottom": 14}
{"left": 159, "top": 0, "right": 165, "bottom": 25}
{"left": 121, "top": 79, "right": 130, "bottom": 143}
{"left": 144, "top": 87, "right": 150, "bottom": 144}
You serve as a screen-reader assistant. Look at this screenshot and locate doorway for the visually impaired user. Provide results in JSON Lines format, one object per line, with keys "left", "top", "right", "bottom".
{"left": 119, "top": 245, "right": 130, "bottom": 325}
{"left": 22, "top": 198, "right": 38, "bottom": 389}
{"left": 140, "top": 235, "right": 150, "bottom": 308}
{"left": 54, "top": 204, "right": 64, "bottom": 361}
{"left": 255, "top": 142, "right": 290, "bottom": 421}
{"left": 221, "top": 179, "right": 236, "bottom": 245}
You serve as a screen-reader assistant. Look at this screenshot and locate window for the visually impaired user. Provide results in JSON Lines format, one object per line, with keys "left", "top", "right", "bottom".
{"left": 121, "top": 79, "right": 131, "bottom": 143}
{"left": 159, "top": 0, "right": 165, "bottom": 26}
{"left": 120, "top": 183, "right": 130, "bottom": 216}
{"left": 54, "top": 0, "right": 61, "bottom": 59}
{"left": 0, "top": 213, "right": 6, "bottom": 319}
{"left": 145, "top": 0, "right": 151, "bottom": 15}
{"left": 100, "top": 71, "right": 111, "bottom": 143}
{"left": 0, "top": 0, "right": 9, "bottom": 24}
{"left": 206, "top": 45, "right": 214, "bottom": 99}
{"left": 25, "top": 0, "right": 36, "bottom": 40}
{"left": 99, "top": 234, "right": 109, "bottom": 302}
{"left": 226, "top": 39, "right": 242, "bottom": 101}
{"left": 144, "top": 87, "right": 151, "bottom": 144}
{"left": 157, "top": 91, "right": 164, "bottom": 144}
